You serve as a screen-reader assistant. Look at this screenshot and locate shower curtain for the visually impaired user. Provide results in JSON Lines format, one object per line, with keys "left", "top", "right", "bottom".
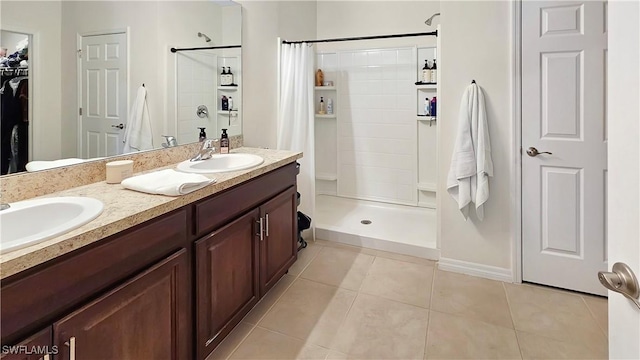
{"left": 277, "top": 42, "right": 315, "bottom": 238}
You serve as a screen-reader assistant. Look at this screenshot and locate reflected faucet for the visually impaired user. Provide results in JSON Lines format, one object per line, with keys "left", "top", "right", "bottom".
{"left": 162, "top": 135, "right": 178, "bottom": 148}
{"left": 0, "top": 203, "right": 10, "bottom": 211}
{"left": 191, "top": 139, "right": 217, "bottom": 161}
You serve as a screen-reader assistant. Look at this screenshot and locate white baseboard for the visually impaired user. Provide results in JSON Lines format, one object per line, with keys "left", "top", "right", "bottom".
{"left": 438, "top": 257, "right": 514, "bottom": 283}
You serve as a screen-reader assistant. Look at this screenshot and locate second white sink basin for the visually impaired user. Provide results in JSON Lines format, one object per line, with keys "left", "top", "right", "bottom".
{"left": 176, "top": 153, "right": 264, "bottom": 174}
{"left": 0, "top": 197, "right": 104, "bottom": 254}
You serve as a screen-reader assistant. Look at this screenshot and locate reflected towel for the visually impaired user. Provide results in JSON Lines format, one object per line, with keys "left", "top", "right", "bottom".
{"left": 121, "top": 169, "right": 215, "bottom": 196}
{"left": 123, "top": 86, "right": 153, "bottom": 153}
{"left": 26, "top": 158, "right": 86, "bottom": 172}
{"left": 446, "top": 83, "right": 493, "bottom": 220}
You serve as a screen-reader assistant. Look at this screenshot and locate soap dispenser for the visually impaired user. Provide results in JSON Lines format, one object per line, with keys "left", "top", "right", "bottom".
{"left": 220, "top": 129, "right": 230, "bottom": 154}
{"left": 198, "top": 127, "right": 207, "bottom": 142}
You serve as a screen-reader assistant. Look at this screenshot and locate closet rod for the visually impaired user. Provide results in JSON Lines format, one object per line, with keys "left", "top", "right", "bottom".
{"left": 170, "top": 45, "right": 241, "bottom": 53}
{"left": 282, "top": 30, "right": 437, "bottom": 44}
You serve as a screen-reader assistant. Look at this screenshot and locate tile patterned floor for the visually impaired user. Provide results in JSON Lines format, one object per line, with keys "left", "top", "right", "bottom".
{"left": 207, "top": 240, "right": 608, "bottom": 360}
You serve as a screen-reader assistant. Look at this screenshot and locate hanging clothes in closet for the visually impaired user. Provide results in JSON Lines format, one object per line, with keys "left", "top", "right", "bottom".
{"left": 1, "top": 70, "right": 29, "bottom": 175}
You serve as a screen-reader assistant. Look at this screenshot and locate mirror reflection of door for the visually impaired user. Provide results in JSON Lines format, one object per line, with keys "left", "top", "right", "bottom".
{"left": 79, "top": 32, "right": 127, "bottom": 158}
{"left": 1, "top": 30, "right": 31, "bottom": 175}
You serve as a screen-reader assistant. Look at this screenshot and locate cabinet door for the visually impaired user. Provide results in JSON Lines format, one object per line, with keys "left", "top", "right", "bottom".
{"left": 53, "top": 249, "right": 189, "bottom": 360}
{"left": 1, "top": 328, "right": 52, "bottom": 360}
{"left": 260, "top": 186, "right": 298, "bottom": 296}
{"left": 195, "top": 209, "right": 260, "bottom": 360}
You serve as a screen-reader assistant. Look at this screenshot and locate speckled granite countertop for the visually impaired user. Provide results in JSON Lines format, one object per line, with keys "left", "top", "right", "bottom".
{"left": 0, "top": 147, "right": 302, "bottom": 280}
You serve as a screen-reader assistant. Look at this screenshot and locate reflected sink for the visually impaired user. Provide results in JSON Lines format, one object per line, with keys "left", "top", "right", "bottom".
{"left": 0, "top": 197, "right": 104, "bottom": 254}
{"left": 176, "top": 153, "right": 264, "bottom": 174}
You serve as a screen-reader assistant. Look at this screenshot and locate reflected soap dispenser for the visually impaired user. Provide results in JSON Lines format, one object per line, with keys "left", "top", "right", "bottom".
{"left": 198, "top": 127, "right": 207, "bottom": 142}
{"left": 220, "top": 129, "right": 230, "bottom": 154}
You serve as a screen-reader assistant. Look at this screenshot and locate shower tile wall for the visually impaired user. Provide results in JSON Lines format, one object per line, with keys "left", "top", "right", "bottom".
{"left": 177, "top": 52, "right": 217, "bottom": 143}
{"left": 336, "top": 48, "right": 417, "bottom": 205}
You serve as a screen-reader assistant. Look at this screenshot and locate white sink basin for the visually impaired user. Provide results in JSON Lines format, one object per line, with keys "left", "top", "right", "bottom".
{"left": 0, "top": 197, "right": 104, "bottom": 254}
{"left": 176, "top": 153, "right": 264, "bottom": 174}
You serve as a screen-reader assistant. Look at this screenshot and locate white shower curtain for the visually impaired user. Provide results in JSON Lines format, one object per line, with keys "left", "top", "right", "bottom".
{"left": 277, "top": 43, "right": 315, "bottom": 239}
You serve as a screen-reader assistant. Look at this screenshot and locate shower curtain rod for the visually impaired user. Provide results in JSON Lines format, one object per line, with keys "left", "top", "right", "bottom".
{"left": 282, "top": 30, "right": 437, "bottom": 44}
{"left": 170, "top": 44, "right": 241, "bottom": 53}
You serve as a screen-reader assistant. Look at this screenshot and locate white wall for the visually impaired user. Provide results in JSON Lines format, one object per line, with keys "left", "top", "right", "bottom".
{"left": 1, "top": 31, "right": 28, "bottom": 55}
{"left": 438, "top": 1, "right": 514, "bottom": 272}
{"left": 238, "top": 0, "right": 317, "bottom": 148}
{"left": 1, "top": 0, "right": 62, "bottom": 161}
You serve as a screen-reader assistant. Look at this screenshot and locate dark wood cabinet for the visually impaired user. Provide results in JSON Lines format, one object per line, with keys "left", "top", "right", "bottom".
{"left": 195, "top": 209, "right": 260, "bottom": 359}
{"left": 0, "top": 328, "right": 52, "bottom": 360}
{"left": 260, "top": 186, "right": 298, "bottom": 296}
{"left": 53, "top": 249, "right": 189, "bottom": 360}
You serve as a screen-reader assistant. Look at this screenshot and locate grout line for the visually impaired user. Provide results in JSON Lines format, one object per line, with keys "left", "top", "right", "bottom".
{"left": 423, "top": 267, "right": 438, "bottom": 359}
{"left": 242, "top": 276, "right": 297, "bottom": 326}
{"left": 292, "top": 244, "right": 325, "bottom": 279}
{"left": 502, "top": 282, "right": 525, "bottom": 360}
{"left": 222, "top": 323, "right": 257, "bottom": 360}
{"left": 580, "top": 295, "right": 609, "bottom": 338}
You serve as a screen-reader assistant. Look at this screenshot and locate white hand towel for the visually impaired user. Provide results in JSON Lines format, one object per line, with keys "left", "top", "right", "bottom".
{"left": 123, "top": 86, "right": 154, "bottom": 153}
{"left": 447, "top": 83, "right": 494, "bottom": 220}
{"left": 121, "top": 169, "right": 215, "bottom": 196}
{"left": 26, "top": 158, "right": 86, "bottom": 172}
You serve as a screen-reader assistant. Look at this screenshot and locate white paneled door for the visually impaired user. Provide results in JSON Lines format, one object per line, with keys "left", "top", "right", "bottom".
{"left": 522, "top": 1, "right": 608, "bottom": 295}
{"left": 607, "top": 0, "right": 640, "bottom": 357}
{"left": 80, "top": 33, "right": 127, "bottom": 158}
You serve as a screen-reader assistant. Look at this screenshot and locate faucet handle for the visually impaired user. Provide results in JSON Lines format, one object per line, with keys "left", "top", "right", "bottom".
{"left": 202, "top": 138, "right": 218, "bottom": 149}
{"left": 161, "top": 135, "right": 178, "bottom": 148}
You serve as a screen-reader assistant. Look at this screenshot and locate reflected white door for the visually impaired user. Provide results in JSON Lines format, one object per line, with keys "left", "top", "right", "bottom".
{"left": 522, "top": 1, "right": 608, "bottom": 295}
{"left": 80, "top": 33, "right": 127, "bottom": 158}
{"left": 607, "top": 1, "right": 640, "bottom": 357}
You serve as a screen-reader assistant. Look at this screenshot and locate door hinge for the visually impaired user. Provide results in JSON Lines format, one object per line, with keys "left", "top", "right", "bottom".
{"left": 79, "top": 107, "right": 83, "bottom": 116}
{"left": 77, "top": 49, "right": 82, "bottom": 58}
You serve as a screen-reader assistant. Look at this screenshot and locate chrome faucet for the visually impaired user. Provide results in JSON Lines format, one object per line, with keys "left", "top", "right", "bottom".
{"left": 161, "top": 135, "right": 178, "bottom": 148}
{"left": 191, "top": 139, "right": 217, "bottom": 161}
{"left": 0, "top": 195, "right": 11, "bottom": 211}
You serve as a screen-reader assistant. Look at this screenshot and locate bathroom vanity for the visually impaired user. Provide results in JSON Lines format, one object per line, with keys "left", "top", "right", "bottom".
{"left": 0, "top": 149, "right": 301, "bottom": 360}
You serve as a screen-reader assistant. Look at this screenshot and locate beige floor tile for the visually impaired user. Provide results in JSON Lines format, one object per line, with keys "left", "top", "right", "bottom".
{"left": 259, "top": 278, "right": 357, "bottom": 348}
{"left": 300, "top": 246, "right": 375, "bottom": 291}
{"left": 505, "top": 283, "right": 606, "bottom": 345}
{"left": 430, "top": 270, "right": 514, "bottom": 328}
{"left": 425, "top": 311, "right": 521, "bottom": 359}
{"left": 517, "top": 330, "right": 608, "bottom": 359}
{"left": 332, "top": 293, "right": 429, "bottom": 359}
{"left": 207, "top": 322, "right": 255, "bottom": 360}
{"left": 374, "top": 250, "right": 437, "bottom": 267}
{"left": 288, "top": 242, "right": 324, "bottom": 277}
{"left": 243, "top": 275, "right": 296, "bottom": 325}
{"left": 360, "top": 257, "right": 434, "bottom": 308}
{"left": 230, "top": 327, "right": 329, "bottom": 360}
{"left": 582, "top": 295, "right": 608, "bottom": 337}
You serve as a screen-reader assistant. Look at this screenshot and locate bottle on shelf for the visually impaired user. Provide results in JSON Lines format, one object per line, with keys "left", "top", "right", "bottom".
{"left": 327, "top": 98, "right": 333, "bottom": 115}
{"left": 315, "top": 69, "right": 324, "bottom": 87}
{"left": 227, "top": 67, "right": 234, "bottom": 85}
{"left": 220, "top": 67, "right": 228, "bottom": 86}
{"left": 228, "top": 96, "right": 234, "bottom": 110}
{"left": 221, "top": 95, "right": 229, "bottom": 111}
{"left": 318, "top": 96, "right": 326, "bottom": 114}
{"left": 430, "top": 96, "right": 437, "bottom": 117}
{"left": 430, "top": 59, "right": 437, "bottom": 83}
{"left": 422, "top": 60, "right": 431, "bottom": 83}
{"left": 424, "top": 98, "right": 431, "bottom": 116}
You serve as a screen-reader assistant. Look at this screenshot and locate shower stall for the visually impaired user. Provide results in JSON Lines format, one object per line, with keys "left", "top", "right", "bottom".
{"left": 311, "top": 32, "right": 440, "bottom": 260}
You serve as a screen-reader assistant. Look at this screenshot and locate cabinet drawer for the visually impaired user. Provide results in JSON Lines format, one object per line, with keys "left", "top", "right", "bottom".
{"left": 195, "top": 162, "right": 297, "bottom": 237}
{"left": 1, "top": 209, "right": 189, "bottom": 345}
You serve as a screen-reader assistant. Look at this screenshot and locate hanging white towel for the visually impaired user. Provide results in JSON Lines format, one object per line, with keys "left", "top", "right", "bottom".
{"left": 447, "top": 83, "right": 494, "bottom": 220}
{"left": 123, "top": 86, "right": 153, "bottom": 153}
{"left": 121, "top": 169, "right": 215, "bottom": 196}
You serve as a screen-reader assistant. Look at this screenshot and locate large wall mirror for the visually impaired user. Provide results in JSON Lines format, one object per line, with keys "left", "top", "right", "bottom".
{"left": 0, "top": 0, "right": 242, "bottom": 175}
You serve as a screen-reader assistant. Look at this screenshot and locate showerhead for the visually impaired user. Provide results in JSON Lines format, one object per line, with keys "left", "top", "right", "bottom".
{"left": 425, "top": 13, "right": 441, "bottom": 26}
{"left": 198, "top": 32, "right": 212, "bottom": 43}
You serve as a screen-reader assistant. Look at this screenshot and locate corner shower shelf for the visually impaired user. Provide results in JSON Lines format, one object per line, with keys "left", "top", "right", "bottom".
{"left": 217, "top": 86, "right": 238, "bottom": 91}
{"left": 316, "top": 173, "right": 337, "bottom": 181}
{"left": 315, "top": 114, "right": 336, "bottom": 119}
{"left": 417, "top": 182, "right": 437, "bottom": 192}
{"left": 217, "top": 110, "right": 238, "bottom": 115}
{"left": 416, "top": 84, "right": 437, "bottom": 90}
{"left": 417, "top": 116, "right": 437, "bottom": 122}
{"left": 314, "top": 86, "right": 336, "bottom": 91}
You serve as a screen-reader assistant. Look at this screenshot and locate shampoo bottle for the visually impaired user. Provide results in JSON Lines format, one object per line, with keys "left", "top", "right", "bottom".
{"left": 227, "top": 67, "right": 234, "bottom": 85}
{"left": 198, "top": 127, "right": 207, "bottom": 142}
{"left": 319, "top": 97, "right": 326, "bottom": 114}
{"left": 424, "top": 98, "right": 430, "bottom": 116}
{"left": 430, "top": 97, "right": 437, "bottom": 117}
{"left": 430, "top": 60, "right": 437, "bottom": 83}
{"left": 228, "top": 96, "right": 234, "bottom": 110}
{"left": 221, "top": 95, "right": 229, "bottom": 111}
{"left": 422, "top": 60, "right": 431, "bottom": 83}
{"left": 220, "top": 67, "right": 228, "bottom": 86}
{"left": 327, "top": 98, "right": 333, "bottom": 115}
{"left": 220, "top": 129, "right": 230, "bottom": 154}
